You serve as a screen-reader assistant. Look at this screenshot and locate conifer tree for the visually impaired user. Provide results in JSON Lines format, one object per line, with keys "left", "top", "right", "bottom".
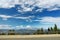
{"left": 54, "top": 24, "right": 58, "bottom": 31}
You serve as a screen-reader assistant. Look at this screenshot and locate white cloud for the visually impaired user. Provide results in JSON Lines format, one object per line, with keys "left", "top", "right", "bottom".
{"left": 0, "top": 14, "right": 34, "bottom": 22}
{"left": 0, "top": 0, "right": 60, "bottom": 12}
{"left": 0, "top": 0, "right": 14, "bottom": 8}
{"left": 0, "top": 25, "right": 13, "bottom": 29}
{"left": 26, "top": 25, "right": 32, "bottom": 29}
{"left": 34, "top": 17, "right": 60, "bottom": 24}
{"left": 47, "top": 7, "right": 60, "bottom": 11}
{"left": 40, "top": 17, "right": 60, "bottom": 23}
{"left": 14, "top": 15, "right": 35, "bottom": 22}
{"left": 0, "top": 24, "right": 32, "bottom": 29}
{"left": 14, "top": 16, "right": 29, "bottom": 19}
{"left": 22, "top": 7, "right": 32, "bottom": 12}
{"left": 16, "top": 25, "right": 32, "bottom": 29}
{"left": 0, "top": 15, "right": 12, "bottom": 20}
{"left": 33, "top": 17, "right": 60, "bottom": 29}
{"left": 16, "top": 25, "right": 24, "bottom": 29}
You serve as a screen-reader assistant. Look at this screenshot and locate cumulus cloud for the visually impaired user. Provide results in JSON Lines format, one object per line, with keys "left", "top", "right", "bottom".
{"left": 0, "top": 0, "right": 60, "bottom": 12}
{"left": 0, "top": 0, "right": 14, "bottom": 8}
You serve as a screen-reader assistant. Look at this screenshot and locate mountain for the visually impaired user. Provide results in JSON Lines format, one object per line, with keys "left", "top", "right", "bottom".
{"left": 0, "top": 29, "right": 36, "bottom": 35}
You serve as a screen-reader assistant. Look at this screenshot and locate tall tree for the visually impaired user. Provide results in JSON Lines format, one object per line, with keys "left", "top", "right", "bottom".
{"left": 54, "top": 24, "right": 58, "bottom": 31}
{"left": 50, "top": 27, "right": 53, "bottom": 31}
{"left": 48, "top": 28, "right": 50, "bottom": 31}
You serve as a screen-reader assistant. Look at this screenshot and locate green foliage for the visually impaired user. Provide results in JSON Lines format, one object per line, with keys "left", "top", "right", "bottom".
{"left": 50, "top": 27, "right": 53, "bottom": 31}
{"left": 0, "top": 24, "right": 60, "bottom": 35}
{"left": 48, "top": 28, "right": 50, "bottom": 31}
{"left": 33, "top": 28, "right": 44, "bottom": 34}
{"left": 54, "top": 24, "right": 58, "bottom": 31}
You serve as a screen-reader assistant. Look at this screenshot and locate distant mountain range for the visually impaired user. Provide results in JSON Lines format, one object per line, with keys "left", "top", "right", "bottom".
{"left": 0, "top": 29, "right": 37, "bottom": 35}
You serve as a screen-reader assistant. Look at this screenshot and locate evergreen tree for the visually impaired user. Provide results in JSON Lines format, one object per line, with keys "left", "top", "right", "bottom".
{"left": 50, "top": 27, "right": 53, "bottom": 31}
{"left": 48, "top": 28, "right": 50, "bottom": 31}
{"left": 54, "top": 24, "right": 58, "bottom": 31}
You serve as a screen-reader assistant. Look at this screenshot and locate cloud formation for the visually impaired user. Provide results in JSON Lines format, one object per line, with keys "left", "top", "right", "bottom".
{"left": 0, "top": 24, "right": 32, "bottom": 29}
{"left": 0, "top": 0, "right": 60, "bottom": 12}
{"left": 33, "top": 17, "right": 60, "bottom": 29}
{"left": 0, "top": 14, "right": 34, "bottom": 22}
{"left": 16, "top": 25, "right": 32, "bottom": 29}
{"left": 0, "top": 25, "right": 13, "bottom": 29}
{"left": 34, "top": 17, "right": 60, "bottom": 24}
{"left": 40, "top": 17, "right": 60, "bottom": 23}
{"left": 0, "top": 0, "right": 60, "bottom": 29}
{"left": 0, "top": 15, "right": 12, "bottom": 20}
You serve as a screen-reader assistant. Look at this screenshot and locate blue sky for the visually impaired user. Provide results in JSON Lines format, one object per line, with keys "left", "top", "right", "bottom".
{"left": 0, "top": 0, "right": 60, "bottom": 29}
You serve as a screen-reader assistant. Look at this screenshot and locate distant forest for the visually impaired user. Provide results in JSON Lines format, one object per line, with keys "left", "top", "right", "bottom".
{"left": 0, "top": 24, "right": 60, "bottom": 35}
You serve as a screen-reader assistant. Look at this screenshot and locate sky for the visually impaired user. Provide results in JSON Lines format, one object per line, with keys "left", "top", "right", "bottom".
{"left": 0, "top": 0, "right": 60, "bottom": 29}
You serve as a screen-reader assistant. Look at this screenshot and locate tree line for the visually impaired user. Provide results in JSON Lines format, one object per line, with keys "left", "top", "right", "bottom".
{"left": 33, "top": 24, "right": 60, "bottom": 34}
{"left": 0, "top": 24, "right": 60, "bottom": 35}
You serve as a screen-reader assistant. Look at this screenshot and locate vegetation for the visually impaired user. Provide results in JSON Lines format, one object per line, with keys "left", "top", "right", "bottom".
{"left": 0, "top": 24, "right": 60, "bottom": 35}
{"left": 33, "top": 24, "right": 60, "bottom": 34}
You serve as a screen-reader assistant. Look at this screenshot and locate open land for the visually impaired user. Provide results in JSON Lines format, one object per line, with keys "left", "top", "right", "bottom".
{"left": 0, "top": 34, "right": 60, "bottom": 40}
